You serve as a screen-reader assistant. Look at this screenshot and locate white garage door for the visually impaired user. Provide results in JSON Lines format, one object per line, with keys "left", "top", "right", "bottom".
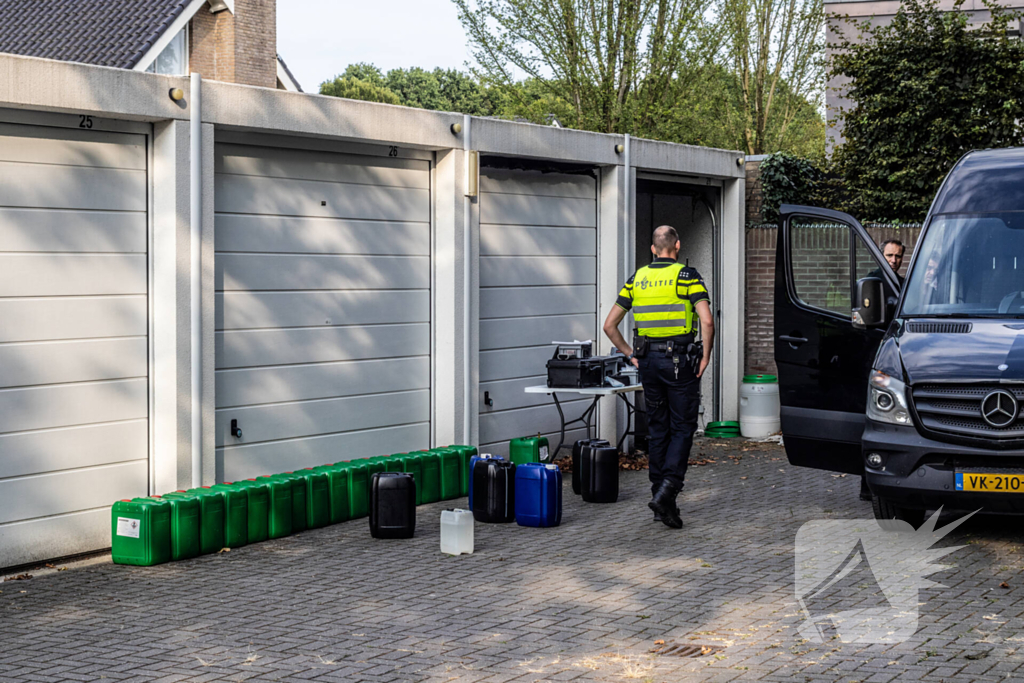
{"left": 478, "top": 167, "right": 598, "bottom": 458}
{"left": 0, "top": 122, "right": 149, "bottom": 569}
{"left": 214, "top": 143, "right": 432, "bottom": 481}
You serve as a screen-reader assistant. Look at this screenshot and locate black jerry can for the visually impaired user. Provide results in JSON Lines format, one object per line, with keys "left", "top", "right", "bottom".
{"left": 582, "top": 445, "right": 619, "bottom": 503}
{"left": 369, "top": 472, "right": 416, "bottom": 539}
{"left": 572, "top": 438, "right": 610, "bottom": 495}
{"left": 472, "top": 458, "right": 516, "bottom": 523}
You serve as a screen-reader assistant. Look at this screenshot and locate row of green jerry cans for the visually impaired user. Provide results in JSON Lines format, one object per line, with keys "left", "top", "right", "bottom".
{"left": 111, "top": 445, "right": 478, "bottom": 566}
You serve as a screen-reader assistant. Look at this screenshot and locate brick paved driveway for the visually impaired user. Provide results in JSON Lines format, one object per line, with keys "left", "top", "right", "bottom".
{"left": 3, "top": 438, "right": 1024, "bottom": 683}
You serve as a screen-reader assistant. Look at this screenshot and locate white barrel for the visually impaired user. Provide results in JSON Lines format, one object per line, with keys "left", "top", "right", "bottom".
{"left": 739, "top": 375, "right": 781, "bottom": 438}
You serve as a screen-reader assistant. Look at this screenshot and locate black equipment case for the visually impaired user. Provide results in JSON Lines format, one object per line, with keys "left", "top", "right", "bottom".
{"left": 547, "top": 352, "right": 621, "bottom": 388}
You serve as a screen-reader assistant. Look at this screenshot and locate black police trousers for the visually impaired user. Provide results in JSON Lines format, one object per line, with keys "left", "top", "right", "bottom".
{"left": 637, "top": 351, "right": 700, "bottom": 495}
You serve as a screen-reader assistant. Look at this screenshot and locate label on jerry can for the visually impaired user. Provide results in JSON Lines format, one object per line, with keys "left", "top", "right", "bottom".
{"left": 539, "top": 445, "right": 549, "bottom": 460}
{"left": 116, "top": 517, "right": 141, "bottom": 538}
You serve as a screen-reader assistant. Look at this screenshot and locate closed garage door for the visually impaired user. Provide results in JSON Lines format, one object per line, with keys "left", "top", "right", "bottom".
{"left": 0, "top": 123, "right": 149, "bottom": 569}
{"left": 479, "top": 167, "right": 598, "bottom": 458}
{"left": 215, "top": 143, "right": 432, "bottom": 481}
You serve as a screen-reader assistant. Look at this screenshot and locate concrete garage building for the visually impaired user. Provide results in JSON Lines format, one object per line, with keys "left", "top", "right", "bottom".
{"left": 0, "top": 53, "right": 745, "bottom": 569}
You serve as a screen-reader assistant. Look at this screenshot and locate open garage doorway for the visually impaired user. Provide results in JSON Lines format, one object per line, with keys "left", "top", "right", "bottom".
{"left": 635, "top": 177, "right": 722, "bottom": 426}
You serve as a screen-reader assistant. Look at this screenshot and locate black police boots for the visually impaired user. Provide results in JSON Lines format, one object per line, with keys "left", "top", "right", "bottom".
{"left": 648, "top": 481, "right": 683, "bottom": 529}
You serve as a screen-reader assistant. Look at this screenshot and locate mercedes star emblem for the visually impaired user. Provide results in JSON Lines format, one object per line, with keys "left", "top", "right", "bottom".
{"left": 981, "top": 389, "right": 1019, "bottom": 428}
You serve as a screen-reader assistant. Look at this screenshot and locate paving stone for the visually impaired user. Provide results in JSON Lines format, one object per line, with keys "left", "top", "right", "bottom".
{"left": 4, "top": 439, "right": 1024, "bottom": 681}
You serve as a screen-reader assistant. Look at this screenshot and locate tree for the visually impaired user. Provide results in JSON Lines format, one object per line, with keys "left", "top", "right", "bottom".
{"left": 829, "top": 0, "right": 1024, "bottom": 220}
{"left": 319, "top": 75, "right": 401, "bottom": 105}
{"left": 721, "top": 0, "right": 823, "bottom": 155}
{"left": 452, "top": 0, "right": 719, "bottom": 135}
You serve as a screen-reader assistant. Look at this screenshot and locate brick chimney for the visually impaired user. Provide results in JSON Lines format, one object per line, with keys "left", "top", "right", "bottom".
{"left": 190, "top": 0, "right": 277, "bottom": 88}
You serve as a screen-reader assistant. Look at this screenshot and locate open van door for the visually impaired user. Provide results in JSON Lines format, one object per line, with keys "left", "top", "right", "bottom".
{"left": 774, "top": 205, "right": 901, "bottom": 473}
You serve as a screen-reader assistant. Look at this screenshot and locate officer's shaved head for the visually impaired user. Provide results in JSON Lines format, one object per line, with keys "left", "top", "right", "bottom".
{"left": 652, "top": 225, "right": 680, "bottom": 256}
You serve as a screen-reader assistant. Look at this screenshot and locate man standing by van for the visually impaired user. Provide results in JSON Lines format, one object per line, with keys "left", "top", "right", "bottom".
{"left": 869, "top": 239, "right": 906, "bottom": 288}
{"left": 602, "top": 225, "right": 715, "bottom": 529}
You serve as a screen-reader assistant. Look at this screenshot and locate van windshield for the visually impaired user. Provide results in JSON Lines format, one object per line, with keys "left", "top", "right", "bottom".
{"left": 902, "top": 212, "right": 1024, "bottom": 317}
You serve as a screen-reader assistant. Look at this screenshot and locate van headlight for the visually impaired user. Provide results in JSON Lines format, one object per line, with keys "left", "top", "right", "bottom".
{"left": 867, "top": 370, "right": 913, "bottom": 425}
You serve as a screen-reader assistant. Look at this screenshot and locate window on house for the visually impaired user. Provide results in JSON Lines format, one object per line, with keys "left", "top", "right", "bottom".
{"left": 146, "top": 26, "right": 188, "bottom": 75}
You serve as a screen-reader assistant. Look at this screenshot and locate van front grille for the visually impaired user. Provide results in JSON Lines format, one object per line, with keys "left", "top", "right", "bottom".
{"left": 912, "top": 384, "right": 1024, "bottom": 440}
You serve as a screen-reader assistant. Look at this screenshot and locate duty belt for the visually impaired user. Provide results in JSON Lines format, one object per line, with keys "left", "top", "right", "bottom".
{"left": 643, "top": 334, "right": 694, "bottom": 351}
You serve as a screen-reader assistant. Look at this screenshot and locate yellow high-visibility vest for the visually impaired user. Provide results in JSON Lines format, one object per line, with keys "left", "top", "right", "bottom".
{"left": 616, "top": 257, "right": 709, "bottom": 338}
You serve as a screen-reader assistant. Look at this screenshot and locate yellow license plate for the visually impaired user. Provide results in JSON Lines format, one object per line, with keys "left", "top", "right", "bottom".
{"left": 956, "top": 472, "right": 1024, "bottom": 492}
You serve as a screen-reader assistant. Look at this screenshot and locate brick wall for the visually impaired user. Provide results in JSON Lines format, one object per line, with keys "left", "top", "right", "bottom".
{"left": 745, "top": 158, "right": 764, "bottom": 225}
{"left": 189, "top": 0, "right": 276, "bottom": 87}
{"left": 744, "top": 224, "right": 923, "bottom": 375}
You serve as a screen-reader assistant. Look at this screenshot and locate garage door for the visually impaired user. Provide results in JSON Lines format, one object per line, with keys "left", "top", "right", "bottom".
{"left": 214, "top": 143, "right": 432, "bottom": 481}
{"left": 479, "top": 167, "right": 598, "bottom": 458}
{"left": 0, "top": 123, "right": 149, "bottom": 569}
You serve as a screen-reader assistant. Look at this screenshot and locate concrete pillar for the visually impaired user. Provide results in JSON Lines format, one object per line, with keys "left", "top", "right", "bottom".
{"left": 597, "top": 164, "right": 626, "bottom": 445}
{"left": 434, "top": 149, "right": 472, "bottom": 446}
{"left": 152, "top": 120, "right": 194, "bottom": 493}
{"left": 719, "top": 176, "right": 745, "bottom": 420}
{"left": 201, "top": 122, "right": 216, "bottom": 485}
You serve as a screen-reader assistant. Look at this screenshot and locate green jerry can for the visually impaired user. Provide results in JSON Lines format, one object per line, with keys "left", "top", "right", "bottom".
{"left": 408, "top": 451, "right": 441, "bottom": 504}
{"left": 364, "top": 457, "right": 388, "bottom": 489}
{"left": 392, "top": 453, "right": 422, "bottom": 504}
{"left": 430, "top": 448, "right": 463, "bottom": 501}
{"left": 339, "top": 460, "right": 370, "bottom": 519}
{"left": 111, "top": 498, "right": 171, "bottom": 566}
{"left": 297, "top": 469, "right": 331, "bottom": 529}
{"left": 264, "top": 473, "right": 307, "bottom": 533}
{"left": 446, "top": 444, "right": 478, "bottom": 497}
{"left": 206, "top": 483, "right": 249, "bottom": 548}
{"left": 165, "top": 490, "right": 225, "bottom": 555}
{"left": 232, "top": 480, "right": 270, "bottom": 543}
{"left": 510, "top": 435, "right": 549, "bottom": 465}
{"left": 254, "top": 476, "right": 294, "bottom": 539}
{"left": 147, "top": 495, "right": 200, "bottom": 561}
{"left": 383, "top": 454, "right": 407, "bottom": 473}
{"left": 312, "top": 464, "right": 351, "bottom": 524}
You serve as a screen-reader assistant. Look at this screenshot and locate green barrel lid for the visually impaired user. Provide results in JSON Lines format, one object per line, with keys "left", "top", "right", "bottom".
{"left": 706, "top": 420, "right": 740, "bottom": 430}
{"left": 743, "top": 374, "right": 778, "bottom": 383}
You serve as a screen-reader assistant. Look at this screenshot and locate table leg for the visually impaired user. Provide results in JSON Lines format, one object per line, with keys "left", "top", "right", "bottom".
{"left": 616, "top": 392, "right": 633, "bottom": 451}
{"left": 548, "top": 394, "right": 603, "bottom": 460}
{"left": 551, "top": 393, "right": 567, "bottom": 462}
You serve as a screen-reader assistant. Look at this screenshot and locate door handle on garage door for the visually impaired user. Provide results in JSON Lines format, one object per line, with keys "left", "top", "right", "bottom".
{"left": 779, "top": 334, "right": 809, "bottom": 347}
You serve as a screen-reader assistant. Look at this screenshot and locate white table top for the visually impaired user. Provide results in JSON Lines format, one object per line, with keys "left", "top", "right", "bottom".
{"left": 524, "top": 383, "right": 643, "bottom": 396}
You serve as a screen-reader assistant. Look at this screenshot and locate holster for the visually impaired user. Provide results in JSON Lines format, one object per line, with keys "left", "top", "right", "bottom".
{"left": 632, "top": 331, "right": 650, "bottom": 359}
{"left": 686, "top": 342, "right": 703, "bottom": 375}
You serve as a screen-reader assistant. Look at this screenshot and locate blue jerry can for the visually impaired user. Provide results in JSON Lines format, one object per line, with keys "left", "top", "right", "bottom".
{"left": 514, "top": 463, "right": 562, "bottom": 528}
{"left": 468, "top": 454, "right": 503, "bottom": 512}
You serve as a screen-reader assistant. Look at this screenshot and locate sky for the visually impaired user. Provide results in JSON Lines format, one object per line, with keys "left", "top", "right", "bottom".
{"left": 277, "top": 0, "right": 475, "bottom": 94}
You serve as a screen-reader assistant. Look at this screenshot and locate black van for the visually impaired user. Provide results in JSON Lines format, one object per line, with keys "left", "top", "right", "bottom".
{"left": 775, "top": 148, "right": 1024, "bottom": 526}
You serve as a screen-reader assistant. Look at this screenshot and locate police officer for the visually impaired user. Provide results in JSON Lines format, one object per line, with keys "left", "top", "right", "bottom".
{"left": 602, "top": 225, "right": 715, "bottom": 529}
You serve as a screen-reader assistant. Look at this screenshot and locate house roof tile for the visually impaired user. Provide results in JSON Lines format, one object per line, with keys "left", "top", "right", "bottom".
{"left": 0, "top": 0, "right": 194, "bottom": 69}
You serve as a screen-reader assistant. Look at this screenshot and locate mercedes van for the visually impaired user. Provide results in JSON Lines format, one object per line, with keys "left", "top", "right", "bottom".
{"left": 775, "top": 148, "right": 1024, "bottom": 525}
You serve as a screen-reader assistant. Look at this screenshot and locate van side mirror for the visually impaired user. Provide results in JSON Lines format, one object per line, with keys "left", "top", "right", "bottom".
{"left": 853, "top": 277, "right": 887, "bottom": 328}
